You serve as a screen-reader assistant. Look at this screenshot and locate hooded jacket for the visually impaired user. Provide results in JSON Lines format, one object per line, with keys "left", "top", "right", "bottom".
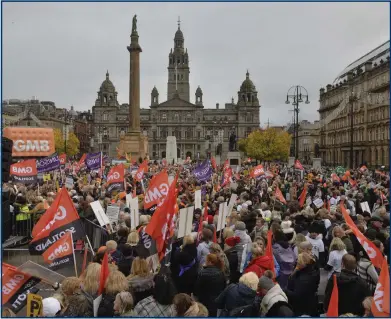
{"left": 324, "top": 269, "right": 372, "bottom": 316}
{"left": 215, "top": 282, "right": 257, "bottom": 312}
{"left": 171, "top": 243, "right": 198, "bottom": 294}
{"left": 244, "top": 255, "right": 273, "bottom": 278}
{"left": 260, "top": 284, "right": 293, "bottom": 317}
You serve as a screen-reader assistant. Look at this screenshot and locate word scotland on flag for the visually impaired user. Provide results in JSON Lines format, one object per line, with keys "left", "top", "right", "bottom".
{"left": 10, "top": 159, "right": 38, "bottom": 184}
{"left": 37, "top": 153, "right": 60, "bottom": 173}
{"left": 86, "top": 152, "right": 102, "bottom": 170}
{"left": 193, "top": 160, "right": 212, "bottom": 182}
{"left": 42, "top": 232, "right": 74, "bottom": 270}
{"left": 29, "top": 188, "right": 85, "bottom": 255}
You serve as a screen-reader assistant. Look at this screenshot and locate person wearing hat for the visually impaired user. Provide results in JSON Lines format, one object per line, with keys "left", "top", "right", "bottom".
{"left": 305, "top": 222, "right": 325, "bottom": 263}
{"left": 259, "top": 271, "right": 294, "bottom": 317}
{"left": 224, "top": 236, "right": 242, "bottom": 284}
{"left": 42, "top": 297, "right": 62, "bottom": 317}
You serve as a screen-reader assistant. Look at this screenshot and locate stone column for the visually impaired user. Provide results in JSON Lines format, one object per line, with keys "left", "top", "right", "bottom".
{"left": 127, "top": 28, "right": 142, "bottom": 133}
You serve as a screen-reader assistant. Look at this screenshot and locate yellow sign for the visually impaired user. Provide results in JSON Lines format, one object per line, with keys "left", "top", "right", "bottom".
{"left": 43, "top": 174, "right": 51, "bottom": 182}
{"left": 26, "top": 293, "right": 43, "bottom": 317}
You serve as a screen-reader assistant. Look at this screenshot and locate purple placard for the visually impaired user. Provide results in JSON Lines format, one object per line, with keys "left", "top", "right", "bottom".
{"left": 86, "top": 152, "right": 101, "bottom": 170}
{"left": 37, "top": 153, "right": 60, "bottom": 173}
{"left": 193, "top": 160, "right": 212, "bottom": 182}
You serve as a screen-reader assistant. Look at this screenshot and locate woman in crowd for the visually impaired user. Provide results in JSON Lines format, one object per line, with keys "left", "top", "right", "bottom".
{"left": 113, "top": 291, "right": 135, "bottom": 316}
{"left": 324, "top": 237, "right": 347, "bottom": 278}
{"left": 173, "top": 293, "right": 208, "bottom": 317}
{"left": 127, "top": 257, "right": 155, "bottom": 305}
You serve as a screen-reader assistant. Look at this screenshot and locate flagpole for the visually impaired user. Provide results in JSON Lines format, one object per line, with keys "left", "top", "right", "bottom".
{"left": 85, "top": 234, "right": 96, "bottom": 256}
{"left": 70, "top": 231, "right": 78, "bottom": 277}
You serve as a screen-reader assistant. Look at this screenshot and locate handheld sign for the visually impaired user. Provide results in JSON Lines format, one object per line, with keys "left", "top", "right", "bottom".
{"left": 129, "top": 197, "right": 139, "bottom": 230}
{"left": 26, "top": 293, "right": 42, "bottom": 317}
{"left": 90, "top": 201, "right": 111, "bottom": 227}
{"left": 106, "top": 205, "right": 120, "bottom": 225}
{"left": 177, "top": 206, "right": 194, "bottom": 238}
{"left": 194, "top": 190, "right": 202, "bottom": 210}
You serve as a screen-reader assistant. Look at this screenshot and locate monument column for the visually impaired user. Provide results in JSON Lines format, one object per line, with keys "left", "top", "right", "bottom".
{"left": 127, "top": 15, "right": 142, "bottom": 133}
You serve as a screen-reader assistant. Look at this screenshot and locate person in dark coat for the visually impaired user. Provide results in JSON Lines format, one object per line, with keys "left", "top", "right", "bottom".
{"left": 215, "top": 272, "right": 258, "bottom": 316}
{"left": 194, "top": 253, "right": 226, "bottom": 317}
{"left": 170, "top": 235, "right": 198, "bottom": 294}
{"left": 324, "top": 254, "right": 372, "bottom": 316}
{"left": 224, "top": 236, "right": 241, "bottom": 284}
{"left": 285, "top": 252, "right": 320, "bottom": 316}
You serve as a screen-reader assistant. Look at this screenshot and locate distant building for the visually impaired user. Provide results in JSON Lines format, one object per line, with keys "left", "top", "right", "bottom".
{"left": 318, "top": 40, "right": 390, "bottom": 168}
{"left": 92, "top": 21, "right": 261, "bottom": 159}
{"left": 297, "top": 120, "right": 320, "bottom": 164}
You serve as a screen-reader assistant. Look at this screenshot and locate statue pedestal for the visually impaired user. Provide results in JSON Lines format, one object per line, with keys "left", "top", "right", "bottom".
{"left": 312, "top": 158, "right": 322, "bottom": 170}
{"left": 288, "top": 157, "right": 295, "bottom": 167}
{"left": 227, "top": 151, "right": 241, "bottom": 170}
{"left": 166, "top": 136, "right": 177, "bottom": 164}
{"left": 117, "top": 132, "right": 148, "bottom": 161}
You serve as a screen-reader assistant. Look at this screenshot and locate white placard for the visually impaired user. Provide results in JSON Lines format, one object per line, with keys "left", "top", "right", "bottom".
{"left": 126, "top": 194, "right": 133, "bottom": 209}
{"left": 217, "top": 202, "right": 228, "bottom": 232}
{"left": 313, "top": 198, "right": 324, "bottom": 208}
{"left": 106, "top": 205, "right": 120, "bottom": 224}
{"left": 130, "top": 196, "right": 139, "bottom": 230}
{"left": 360, "top": 201, "right": 371, "bottom": 215}
{"left": 65, "top": 177, "right": 74, "bottom": 189}
{"left": 177, "top": 206, "right": 194, "bottom": 238}
{"left": 194, "top": 190, "right": 202, "bottom": 210}
{"left": 227, "top": 194, "right": 238, "bottom": 217}
{"left": 90, "top": 201, "right": 111, "bottom": 227}
{"left": 306, "top": 197, "right": 312, "bottom": 207}
{"left": 93, "top": 295, "right": 102, "bottom": 317}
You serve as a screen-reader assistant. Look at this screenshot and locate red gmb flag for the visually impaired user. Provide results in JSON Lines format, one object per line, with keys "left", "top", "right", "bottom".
{"left": 106, "top": 163, "right": 125, "bottom": 194}
{"left": 135, "top": 161, "right": 148, "bottom": 182}
{"left": 223, "top": 159, "right": 230, "bottom": 171}
{"left": 10, "top": 159, "right": 38, "bottom": 185}
{"left": 340, "top": 203, "right": 384, "bottom": 269}
{"left": 143, "top": 170, "right": 169, "bottom": 209}
{"left": 29, "top": 188, "right": 85, "bottom": 255}
{"left": 294, "top": 159, "right": 304, "bottom": 170}
{"left": 211, "top": 157, "right": 217, "bottom": 170}
{"left": 42, "top": 232, "right": 74, "bottom": 270}
{"left": 275, "top": 186, "right": 286, "bottom": 205}
{"left": 250, "top": 165, "right": 264, "bottom": 178}
{"left": 371, "top": 257, "right": 390, "bottom": 317}
{"left": 331, "top": 173, "right": 340, "bottom": 183}
{"left": 221, "top": 167, "right": 232, "bottom": 188}
{"left": 298, "top": 187, "right": 307, "bottom": 208}
{"left": 326, "top": 274, "right": 339, "bottom": 317}
{"left": 266, "top": 230, "right": 276, "bottom": 278}
{"left": 145, "top": 174, "right": 179, "bottom": 260}
{"left": 59, "top": 153, "right": 67, "bottom": 166}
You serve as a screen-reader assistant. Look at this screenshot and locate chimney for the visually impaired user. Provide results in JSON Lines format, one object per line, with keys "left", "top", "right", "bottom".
{"left": 364, "top": 61, "right": 372, "bottom": 72}
{"left": 216, "top": 103, "right": 219, "bottom": 109}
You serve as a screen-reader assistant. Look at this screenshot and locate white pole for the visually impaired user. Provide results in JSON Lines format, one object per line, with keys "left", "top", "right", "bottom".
{"left": 70, "top": 231, "right": 78, "bottom": 277}
{"left": 85, "top": 234, "right": 96, "bottom": 256}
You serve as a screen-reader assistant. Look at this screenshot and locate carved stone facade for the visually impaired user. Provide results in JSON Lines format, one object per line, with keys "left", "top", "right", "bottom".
{"left": 318, "top": 41, "right": 390, "bottom": 168}
{"left": 297, "top": 120, "right": 320, "bottom": 164}
{"left": 92, "top": 21, "right": 261, "bottom": 159}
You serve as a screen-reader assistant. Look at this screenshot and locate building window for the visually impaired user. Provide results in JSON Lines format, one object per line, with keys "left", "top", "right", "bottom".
{"left": 197, "top": 131, "right": 201, "bottom": 139}
{"left": 103, "top": 113, "right": 108, "bottom": 121}
{"left": 162, "top": 113, "right": 167, "bottom": 121}
{"left": 153, "top": 131, "right": 157, "bottom": 139}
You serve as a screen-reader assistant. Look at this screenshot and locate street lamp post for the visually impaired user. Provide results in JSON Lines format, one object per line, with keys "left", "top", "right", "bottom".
{"left": 285, "top": 86, "right": 310, "bottom": 160}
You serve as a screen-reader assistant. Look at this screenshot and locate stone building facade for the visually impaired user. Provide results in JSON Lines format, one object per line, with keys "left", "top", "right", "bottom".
{"left": 318, "top": 40, "right": 390, "bottom": 168}
{"left": 92, "top": 22, "right": 261, "bottom": 159}
{"left": 297, "top": 120, "right": 320, "bottom": 164}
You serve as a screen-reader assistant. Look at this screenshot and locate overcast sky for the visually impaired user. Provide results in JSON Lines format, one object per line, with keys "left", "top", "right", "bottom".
{"left": 3, "top": 2, "right": 389, "bottom": 126}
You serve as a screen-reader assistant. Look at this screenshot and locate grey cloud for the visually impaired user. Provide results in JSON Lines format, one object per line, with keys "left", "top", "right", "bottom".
{"left": 3, "top": 2, "right": 389, "bottom": 126}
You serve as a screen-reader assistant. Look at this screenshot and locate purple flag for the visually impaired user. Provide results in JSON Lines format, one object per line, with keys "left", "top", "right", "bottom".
{"left": 193, "top": 160, "right": 212, "bottom": 182}
{"left": 86, "top": 152, "right": 102, "bottom": 170}
{"left": 37, "top": 153, "right": 60, "bottom": 173}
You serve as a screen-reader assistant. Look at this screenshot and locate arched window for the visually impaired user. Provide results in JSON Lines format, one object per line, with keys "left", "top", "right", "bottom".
{"left": 103, "top": 95, "right": 107, "bottom": 103}
{"left": 103, "top": 113, "right": 108, "bottom": 121}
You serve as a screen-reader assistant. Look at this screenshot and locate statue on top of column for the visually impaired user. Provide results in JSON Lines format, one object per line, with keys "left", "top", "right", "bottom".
{"left": 132, "top": 15, "right": 137, "bottom": 34}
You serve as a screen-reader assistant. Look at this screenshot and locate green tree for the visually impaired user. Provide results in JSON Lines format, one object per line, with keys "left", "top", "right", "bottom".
{"left": 243, "top": 128, "right": 291, "bottom": 162}
{"left": 53, "top": 128, "right": 80, "bottom": 156}
{"left": 54, "top": 128, "right": 65, "bottom": 154}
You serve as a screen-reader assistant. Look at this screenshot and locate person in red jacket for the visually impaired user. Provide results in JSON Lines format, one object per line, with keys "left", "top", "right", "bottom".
{"left": 244, "top": 243, "right": 273, "bottom": 278}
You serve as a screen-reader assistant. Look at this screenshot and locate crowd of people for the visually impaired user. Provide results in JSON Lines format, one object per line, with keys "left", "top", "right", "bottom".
{"left": 2, "top": 158, "right": 390, "bottom": 317}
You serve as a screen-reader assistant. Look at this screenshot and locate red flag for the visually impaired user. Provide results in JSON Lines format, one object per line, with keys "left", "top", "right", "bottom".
{"left": 42, "top": 232, "right": 74, "bottom": 270}
{"left": 59, "top": 153, "right": 67, "bottom": 165}
{"left": 326, "top": 274, "right": 339, "bottom": 317}
{"left": 266, "top": 231, "right": 275, "bottom": 278}
{"left": 331, "top": 173, "right": 340, "bottom": 183}
{"left": 221, "top": 167, "right": 232, "bottom": 188}
{"left": 360, "top": 165, "right": 368, "bottom": 173}
{"left": 2, "top": 262, "right": 17, "bottom": 275}
{"left": 145, "top": 174, "right": 179, "bottom": 260}
{"left": 348, "top": 177, "right": 357, "bottom": 188}
{"left": 275, "top": 186, "right": 286, "bottom": 205}
{"left": 250, "top": 165, "right": 265, "bottom": 178}
{"left": 213, "top": 227, "right": 217, "bottom": 243}
{"left": 294, "top": 159, "right": 304, "bottom": 170}
{"left": 371, "top": 257, "right": 390, "bottom": 317}
{"left": 143, "top": 171, "right": 169, "bottom": 209}
{"left": 340, "top": 204, "right": 384, "bottom": 268}
{"left": 298, "top": 187, "right": 307, "bottom": 208}
{"left": 98, "top": 252, "right": 110, "bottom": 295}
{"left": 134, "top": 161, "right": 148, "bottom": 182}
{"left": 211, "top": 157, "right": 217, "bottom": 170}
{"left": 10, "top": 159, "right": 38, "bottom": 184}
{"left": 106, "top": 164, "right": 125, "bottom": 193}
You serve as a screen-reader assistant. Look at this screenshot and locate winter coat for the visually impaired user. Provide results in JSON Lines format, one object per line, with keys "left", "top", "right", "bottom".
{"left": 234, "top": 230, "right": 252, "bottom": 272}
{"left": 170, "top": 243, "right": 198, "bottom": 294}
{"left": 272, "top": 241, "right": 296, "bottom": 289}
{"left": 285, "top": 261, "right": 320, "bottom": 316}
{"left": 62, "top": 290, "right": 93, "bottom": 317}
{"left": 194, "top": 266, "right": 226, "bottom": 317}
{"left": 133, "top": 296, "right": 176, "bottom": 317}
{"left": 128, "top": 274, "right": 155, "bottom": 306}
{"left": 215, "top": 283, "right": 257, "bottom": 313}
{"left": 244, "top": 255, "right": 273, "bottom": 278}
{"left": 324, "top": 269, "right": 372, "bottom": 316}
{"left": 341, "top": 235, "right": 355, "bottom": 255}
{"left": 260, "top": 284, "right": 294, "bottom": 317}
{"left": 225, "top": 246, "right": 241, "bottom": 284}
{"left": 97, "top": 293, "right": 116, "bottom": 317}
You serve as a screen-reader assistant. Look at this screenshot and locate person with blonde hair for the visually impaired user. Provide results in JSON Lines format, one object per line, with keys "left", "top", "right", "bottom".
{"left": 106, "top": 240, "right": 124, "bottom": 264}
{"left": 324, "top": 237, "right": 347, "bottom": 278}
{"left": 98, "top": 270, "right": 128, "bottom": 317}
{"left": 285, "top": 251, "right": 320, "bottom": 316}
{"left": 127, "top": 257, "right": 154, "bottom": 305}
{"left": 81, "top": 262, "right": 101, "bottom": 297}
{"left": 293, "top": 233, "right": 307, "bottom": 258}
{"left": 113, "top": 291, "right": 135, "bottom": 316}
{"left": 209, "top": 242, "right": 230, "bottom": 283}
{"left": 362, "top": 296, "right": 373, "bottom": 317}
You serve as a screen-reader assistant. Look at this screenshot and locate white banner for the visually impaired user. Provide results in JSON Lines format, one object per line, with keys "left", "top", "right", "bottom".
{"left": 177, "top": 206, "right": 194, "bottom": 238}
{"left": 106, "top": 205, "right": 120, "bottom": 224}
{"left": 194, "top": 189, "right": 202, "bottom": 210}
{"left": 90, "top": 201, "right": 111, "bottom": 227}
{"left": 217, "top": 202, "right": 228, "bottom": 232}
{"left": 227, "top": 194, "right": 238, "bottom": 217}
{"left": 130, "top": 196, "right": 139, "bottom": 230}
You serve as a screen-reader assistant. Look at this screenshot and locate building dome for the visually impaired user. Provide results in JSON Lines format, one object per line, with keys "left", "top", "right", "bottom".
{"left": 240, "top": 70, "right": 256, "bottom": 92}
{"left": 100, "top": 71, "right": 115, "bottom": 92}
{"left": 196, "top": 86, "right": 203, "bottom": 94}
{"left": 152, "top": 86, "right": 158, "bottom": 94}
{"left": 174, "top": 28, "right": 184, "bottom": 41}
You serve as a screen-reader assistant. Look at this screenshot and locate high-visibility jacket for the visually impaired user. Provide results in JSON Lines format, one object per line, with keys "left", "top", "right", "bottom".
{"left": 16, "top": 205, "right": 30, "bottom": 221}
